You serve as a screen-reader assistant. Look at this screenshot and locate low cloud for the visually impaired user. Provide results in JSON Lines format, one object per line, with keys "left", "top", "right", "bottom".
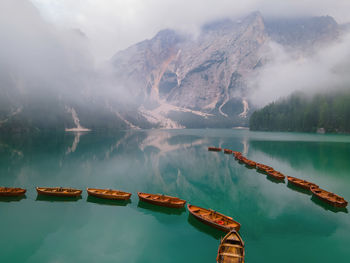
{"left": 30, "top": 0, "right": 350, "bottom": 60}
{"left": 248, "top": 33, "right": 350, "bottom": 107}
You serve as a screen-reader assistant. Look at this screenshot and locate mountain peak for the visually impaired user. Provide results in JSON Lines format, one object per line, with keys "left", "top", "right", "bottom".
{"left": 265, "top": 15, "right": 339, "bottom": 50}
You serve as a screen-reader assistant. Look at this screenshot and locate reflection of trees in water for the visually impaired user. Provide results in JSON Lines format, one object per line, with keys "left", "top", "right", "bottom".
{"left": 250, "top": 140, "right": 350, "bottom": 176}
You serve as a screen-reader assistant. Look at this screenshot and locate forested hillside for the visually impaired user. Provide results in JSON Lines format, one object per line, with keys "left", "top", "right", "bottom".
{"left": 249, "top": 91, "right": 350, "bottom": 133}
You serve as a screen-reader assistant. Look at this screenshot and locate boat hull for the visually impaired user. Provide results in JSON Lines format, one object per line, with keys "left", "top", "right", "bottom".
{"left": 216, "top": 230, "right": 245, "bottom": 263}
{"left": 36, "top": 187, "right": 82, "bottom": 197}
{"left": 208, "top": 147, "right": 222, "bottom": 152}
{"left": 0, "top": 188, "right": 26, "bottom": 197}
{"left": 87, "top": 188, "right": 131, "bottom": 200}
{"left": 311, "top": 187, "right": 348, "bottom": 208}
{"left": 188, "top": 204, "right": 240, "bottom": 232}
{"left": 287, "top": 177, "right": 317, "bottom": 190}
{"left": 138, "top": 192, "right": 186, "bottom": 208}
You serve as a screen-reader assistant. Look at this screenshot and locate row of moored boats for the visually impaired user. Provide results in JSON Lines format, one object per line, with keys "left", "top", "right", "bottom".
{"left": 209, "top": 147, "right": 348, "bottom": 208}
{"left": 0, "top": 185, "right": 244, "bottom": 262}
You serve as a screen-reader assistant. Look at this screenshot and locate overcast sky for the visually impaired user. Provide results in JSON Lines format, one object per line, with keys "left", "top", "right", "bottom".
{"left": 30, "top": 0, "right": 350, "bottom": 61}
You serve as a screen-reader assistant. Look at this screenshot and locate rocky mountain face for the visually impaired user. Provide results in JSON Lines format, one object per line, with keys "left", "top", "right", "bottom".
{"left": 111, "top": 12, "right": 342, "bottom": 128}
{"left": 265, "top": 16, "right": 340, "bottom": 52}
{"left": 0, "top": 3, "right": 344, "bottom": 131}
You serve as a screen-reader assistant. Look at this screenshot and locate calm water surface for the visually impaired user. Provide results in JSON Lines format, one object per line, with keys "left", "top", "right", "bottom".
{"left": 1, "top": 129, "right": 349, "bottom": 263}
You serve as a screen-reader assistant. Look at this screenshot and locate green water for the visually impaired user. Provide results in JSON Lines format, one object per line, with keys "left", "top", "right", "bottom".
{"left": 1, "top": 129, "right": 349, "bottom": 263}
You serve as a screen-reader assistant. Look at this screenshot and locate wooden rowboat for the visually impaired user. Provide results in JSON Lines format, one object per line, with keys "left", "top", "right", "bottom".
{"left": 240, "top": 158, "right": 256, "bottom": 168}
{"left": 138, "top": 192, "right": 186, "bottom": 208}
{"left": 36, "top": 187, "right": 82, "bottom": 197}
{"left": 233, "top": 151, "right": 242, "bottom": 158}
{"left": 266, "top": 170, "right": 285, "bottom": 180}
{"left": 256, "top": 163, "right": 274, "bottom": 172}
{"left": 217, "top": 230, "right": 245, "bottom": 263}
{"left": 208, "top": 147, "right": 222, "bottom": 152}
{"left": 245, "top": 160, "right": 257, "bottom": 168}
{"left": 87, "top": 188, "right": 131, "bottom": 200}
{"left": 0, "top": 187, "right": 26, "bottom": 197}
{"left": 224, "top": 149, "right": 233, "bottom": 154}
{"left": 236, "top": 155, "right": 244, "bottom": 162}
{"left": 287, "top": 176, "right": 318, "bottom": 190}
{"left": 188, "top": 204, "right": 240, "bottom": 232}
{"left": 310, "top": 186, "right": 348, "bottom": 208}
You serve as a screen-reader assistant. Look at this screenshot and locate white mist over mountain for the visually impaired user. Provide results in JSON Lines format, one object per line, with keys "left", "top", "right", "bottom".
{"left": 1, "top": 0, "right": 350, "bottom": 130}
{"left": 30, "top": 0, "right": 350, "bottom": 60}
{"left": 248, "top": 32, "right": 350, "bottom": 106}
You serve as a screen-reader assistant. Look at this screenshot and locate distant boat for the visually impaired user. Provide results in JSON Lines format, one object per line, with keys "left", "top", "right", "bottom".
{"left": 208, "top": 147, "right": 222, "bottom": 152}
{"left": 310, "top": 186, "right": 348, "bottom": 208}
{"left": 233, "top": 152, "right": 242, "bottom": 159}
{"left": 187, "top": 204, "right": 240, "bottom": 232}
{"left": 87, "top": 188, "right": 131, "bottom": 200}
{"left": 256, "top": 163, "right": 274, "bottom": 172}
{"left": 0, "top": 187, "right": 26, "bottom": 197}
{"left": 287, "top": 176, "right": 318, "bottom": 190}
{"left": 237, "top": 156, "right": 256, "bottom": 168}
{"left": 138, "top": 192, "right": 186, "bottom": 208}
{"left": 36, "top": 187, "right": 82, "bottom": 197}
{"left": 65, "top": 128, "right": 91, "bottom": 132}
{"left": 266, "top": 170, "right": 285, "bottom": 180}
{"left": 224, "top": 149, "right": 233, "bottom": 154}
{"left": 244, "top": 159, "right": 257, "bottom": 168}
{"left": 216, "top": 230, "right": 245, "bottom": 263}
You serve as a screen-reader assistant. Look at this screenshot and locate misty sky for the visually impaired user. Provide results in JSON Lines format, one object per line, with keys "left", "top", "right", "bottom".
{"left": 30, "top": 0, "right": 350, "bottom": 60}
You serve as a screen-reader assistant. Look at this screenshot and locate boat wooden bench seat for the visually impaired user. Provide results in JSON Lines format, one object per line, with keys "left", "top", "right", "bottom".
{"left": 219, "top": 252, "right": 243, "bottom": 258}
{"left": 221, "top": 244, "right": 243, "bottom": 249}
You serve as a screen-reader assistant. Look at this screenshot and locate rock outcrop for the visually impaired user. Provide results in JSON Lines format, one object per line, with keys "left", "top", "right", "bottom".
{"left": 111, "top": 12, "right": 341, "bottom": 128}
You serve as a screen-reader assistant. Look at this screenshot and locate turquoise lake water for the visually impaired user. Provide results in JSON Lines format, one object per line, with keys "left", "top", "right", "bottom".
{"left": 0, "top": 129, "right": 349, "bottom": 262}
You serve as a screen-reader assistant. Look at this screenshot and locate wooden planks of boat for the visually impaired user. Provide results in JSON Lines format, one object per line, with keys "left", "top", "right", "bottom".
{"left": 256, "top": 163, "right": 274, "bottom": 172}
{"left": 266, "top": 170, "right": 285, "bottom": 180}
{"left": 242, "top": 159, "right": 256, "bottom": 168}
{"left": 224, "top": 149, "right": 233, "bottom": 154}
{"left": 208, "top": 147, "right": 222, "bottom": 152}
{"left": 87, "top": 188, "right": 131, "bottom": 200}
{"left": 0, "top": 187, "right": 26, "bottom": 197}
{"left": 217, "top": 230, "right": 245, "bottom": 263}
{"left": 188, "top": 204, "right": 240, "bottom": 232}
{"left": 36, "top": 187, "right": 82, "bottom": 197}
{"left": 236, "top": 155, "right": 245, "bottom": 162}
{"left": 310, "top": 186, "right": 348, "bottom": 208}
{"left": 287, "top": 176, "right": 318, "bottom": 190}
{"left": 138, "top": 192, "right": 186, "bottom": 208}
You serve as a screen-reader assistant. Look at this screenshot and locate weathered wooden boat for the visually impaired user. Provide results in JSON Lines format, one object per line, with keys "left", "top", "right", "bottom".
{"left": 241, "top": 158, "right": 256, "bottom": 168}
{"left": 187, "top": 204, "right": 240, "bottom": 232}
{"left": 266, "top": 170, "right": 285, "bottom": 180}
{"left": 224, "top": 149, "right": 233, "bottom": 154}
{"left": 36, "top": 187, "right": 82, "bottom": 197}
{"left": 138, "top": 192, "right": 186, "bottom": 208}
{"left": 208, "top": 147, "right": 222, "bottom": 152}
{"left": 310, "top": 186, "right": 348, "bottom": 208}
{"left": 217, "top": 230, "right": 245, "bottom": 263}
{"left": 236, "top": 155, "right": 246, "bottom": 163}
{"left": 233, "top": 151, "right": 242, "bottom": 158}
{"left": 246, "top": 161, "right": 257, "bottom": 168}
{"left": 287, "top": 176, "right": 318, "bottom": 190}
{"left": 236, "top": 155, "right": 244, "bottom": 162}
{"left": 0, "top": 187, "right": 26, "bottom": 197}
{"left": 256, "top": 163, "right": 274, "bottom": 172}
{"left": 87, "top": 188, "right": 131, "bottom": 200}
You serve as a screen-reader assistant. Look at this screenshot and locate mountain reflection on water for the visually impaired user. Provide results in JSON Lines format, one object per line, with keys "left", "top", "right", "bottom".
{"left": 0, "top": 129, "right": 350, "bottom": 263}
